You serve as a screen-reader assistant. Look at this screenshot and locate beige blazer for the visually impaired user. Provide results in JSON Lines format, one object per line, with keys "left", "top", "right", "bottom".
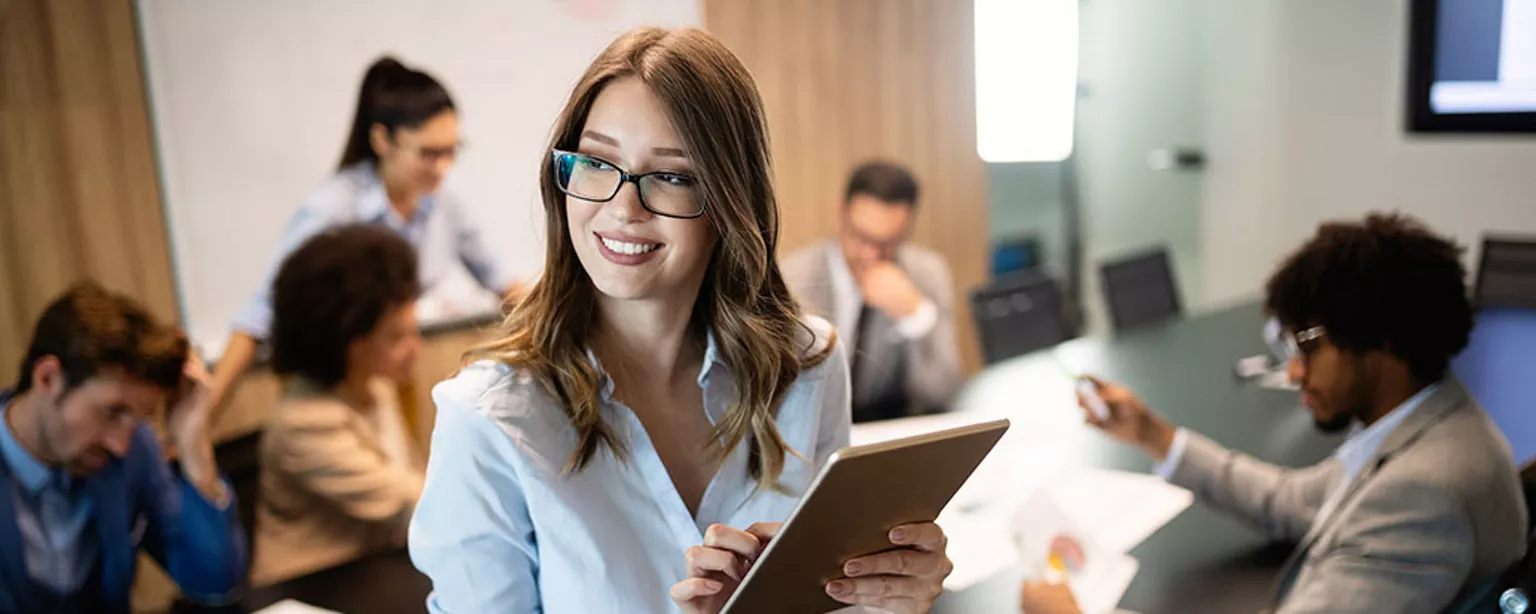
{"left": 1169, "top": 379, "right": 1527, "bottom": 613}
{"left": 780, "top": 239, "right": 962, "bottom": 413}
{"left": 250, "top": 377, "right": 426, "bottom": 586}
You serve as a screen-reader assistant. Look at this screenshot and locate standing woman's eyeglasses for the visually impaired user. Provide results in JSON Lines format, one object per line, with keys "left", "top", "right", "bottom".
{"left": 551, "top": 150, "right": 705, "bottom": 219}
{"left": 414, "top": 141, "right": 466, "bottom": 165}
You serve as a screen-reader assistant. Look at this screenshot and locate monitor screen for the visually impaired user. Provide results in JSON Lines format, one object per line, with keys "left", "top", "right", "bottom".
{"left": 1407, "top": 0, "right": 1536, "bottom": 132}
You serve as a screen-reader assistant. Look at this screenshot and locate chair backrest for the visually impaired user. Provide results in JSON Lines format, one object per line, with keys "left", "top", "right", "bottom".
{"left": 1476, "top": 237, "right": 1536, "bottom": 310}
{"left": 1443, "top": 460, "right": 1536, "bottom": 613}
{"left": 969, "top": 271, "right": 1072, "bottom": 365}
{"left": 214, "top": 429, "right": 264, "bottom": 577}
{"left": 1100, "top": 247, "right": 1182, "bottom": 332}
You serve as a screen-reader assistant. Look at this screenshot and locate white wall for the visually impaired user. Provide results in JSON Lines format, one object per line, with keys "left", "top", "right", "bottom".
{"left": 1068, "top": 0, "right": 1209, "bottom": 335}
{"left": 137, "top": 0, "right": 700, "bottom": 354}
{"left": 1199, "top": 0, "right": 1536, "bottom": 308}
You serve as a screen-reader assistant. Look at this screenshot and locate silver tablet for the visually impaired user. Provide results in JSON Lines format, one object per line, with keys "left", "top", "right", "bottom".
{"left": 721, "top": 418, "right": 1010, "bottom": 614}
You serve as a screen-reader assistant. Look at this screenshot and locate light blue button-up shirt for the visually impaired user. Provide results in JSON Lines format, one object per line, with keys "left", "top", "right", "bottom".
{"left": 231, "top": 163, "right": 518, "bottom": 338}
{"left": 408, "top": 318, "right": 852, "bottom": 614}
{"left": 0, "top": 399, "right": 99, "bottom": 595}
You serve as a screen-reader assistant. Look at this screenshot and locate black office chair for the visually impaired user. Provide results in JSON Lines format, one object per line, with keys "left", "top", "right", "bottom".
{"left": 1100, "top": 247, "right": 1183, "bottom": 332}
{"left": 1444, "top": 460, "right": 1536, "bottom": 613}
{"left": 213, "top": 429, "right": 264, "bottom": 578}
{"left": 1475, "top": 237, "right": 1536, "bottom": 309}
{"left": 970, "top": 271, "right": 1072, "bottom": 365}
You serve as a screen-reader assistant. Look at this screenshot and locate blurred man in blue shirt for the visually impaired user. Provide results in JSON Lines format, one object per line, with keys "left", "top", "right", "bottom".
{"left": 0, "top": 281, "right": 246, "bottom": 613}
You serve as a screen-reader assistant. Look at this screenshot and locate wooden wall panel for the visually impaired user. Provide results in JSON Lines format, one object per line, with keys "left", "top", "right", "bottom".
{"left": 704, "top": 0, "right": 989, "bottom": 371}
{"left": 0, "top": 0, "right": 179, "bottom": 382}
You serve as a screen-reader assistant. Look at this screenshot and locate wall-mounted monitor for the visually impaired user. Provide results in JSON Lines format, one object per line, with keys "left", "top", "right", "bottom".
{"left": 1406, "top": 0, "right": 1536, "bottom": 133}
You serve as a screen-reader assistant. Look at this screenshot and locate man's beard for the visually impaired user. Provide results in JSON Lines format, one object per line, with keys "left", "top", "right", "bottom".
{"left": 1313, "top": 413, "right": 1354, "bottom": 434}
{"left": 1313, "top": 360, "right": 1371, "bottom": 434}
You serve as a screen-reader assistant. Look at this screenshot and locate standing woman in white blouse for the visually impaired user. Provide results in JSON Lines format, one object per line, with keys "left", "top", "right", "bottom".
{"left": 408, "top": 27, "right": 953, "bottom": 614}
{"left": 206, "top": 56, "right": 523, "bottom": 418}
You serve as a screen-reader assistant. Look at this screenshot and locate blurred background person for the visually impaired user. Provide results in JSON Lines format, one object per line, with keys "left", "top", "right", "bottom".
{"left": 251, "top": 224, "right": 427, "bottom": 585}
{"left": 0, "top": 282, "right": 244, "bottom": 612}
{"left": 206, "top": 56, "right": 523, "bottom": 418}
{"left": 1027, "top": 213, "right": 1527, "bottom": 614}
{"left": 782, "top": 162, "right": 962, "bottom": 423}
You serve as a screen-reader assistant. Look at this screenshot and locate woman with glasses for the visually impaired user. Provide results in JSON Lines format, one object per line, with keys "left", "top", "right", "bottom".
{"left": 408, "top": 27, "right": 953, "bottom": 614}
{"left": 207, "top": 56, "right": 523, "bottom": 416}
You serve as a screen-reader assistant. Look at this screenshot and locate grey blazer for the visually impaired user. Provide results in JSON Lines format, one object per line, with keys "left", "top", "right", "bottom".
{"left": 1169, "top": 379, "right": 1528, "bottom": 614}
{"left": 780, "top": 239, "right": 962, "bottom": 413}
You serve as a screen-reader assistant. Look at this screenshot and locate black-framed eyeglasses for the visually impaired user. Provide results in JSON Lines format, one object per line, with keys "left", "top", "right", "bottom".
{"left": 551, "top": 150, "right": 704, "bottom": 219}
{"left": 1281, "top": 325, "right": 1328, "bottom": 362}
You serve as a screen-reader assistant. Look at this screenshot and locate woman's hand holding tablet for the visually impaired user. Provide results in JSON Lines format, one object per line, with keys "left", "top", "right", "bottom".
{"left": 672, "top": 522, "right": 780, "bottom": 613}
{"left": 672, "top": 521, "right": 953, "bottom": 614}
{"left": 671, "top": 419, "right": 1007, "bottom": 614}
{"left": 828, "top": 521, "right": 952, "bottom": 611}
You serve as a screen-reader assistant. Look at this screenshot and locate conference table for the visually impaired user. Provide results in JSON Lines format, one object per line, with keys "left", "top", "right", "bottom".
{"left": 230, "top": 301, "right": 1347, "bottom": 614}
{"left": 930, "top": 301, "right": 1343, "bottom": 613}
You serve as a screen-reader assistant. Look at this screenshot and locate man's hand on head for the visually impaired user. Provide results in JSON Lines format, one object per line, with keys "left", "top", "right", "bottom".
{"left": 167, "top": 357, "right": 225, "bottom": 503}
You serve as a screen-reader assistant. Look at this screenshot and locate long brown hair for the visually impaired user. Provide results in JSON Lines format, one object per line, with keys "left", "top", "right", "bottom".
{"left": 473, "top": 27, "right": 833, "bottom": 490}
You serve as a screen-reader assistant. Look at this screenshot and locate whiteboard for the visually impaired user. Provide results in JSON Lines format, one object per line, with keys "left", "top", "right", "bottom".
{"left": 136, "top": 0, "right": 701, "bottom": 355}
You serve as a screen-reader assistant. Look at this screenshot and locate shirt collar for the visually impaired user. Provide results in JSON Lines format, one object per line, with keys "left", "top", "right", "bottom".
{"left": 352, "top": 162, "right": 438, "bottom": 226}
{"left": 1333, "top": 382, "right": 1441, "bottom": 480}
{"left": 0, "top": 392, "right": 54, "bottom": 495}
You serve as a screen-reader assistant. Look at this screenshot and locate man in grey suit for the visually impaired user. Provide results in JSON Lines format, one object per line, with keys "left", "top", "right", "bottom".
{"left": 1020, "top": 213, "right": 1528, "bottom": 614}
{"left": 781, "top": 162, "right": 961, "bottom": 422}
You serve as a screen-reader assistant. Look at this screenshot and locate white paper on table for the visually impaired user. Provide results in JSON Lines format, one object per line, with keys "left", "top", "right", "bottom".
{"left": 1013, "top": 493, "right": 1136, "bottom": 614}
{"left": 936, "top": 507, "right": 1017, "bottom": 590}
{"left": 1041, "top": 468, "right": 1193, "bottom": 554}
{"left": 413, "top": 274, "right": 499, "bottom": 325}
{"left": 1074, "top": 554, "right": 1139, "bottom": 614}
{"left": 253, "top": 600, "right": 342, "bottom": 614}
